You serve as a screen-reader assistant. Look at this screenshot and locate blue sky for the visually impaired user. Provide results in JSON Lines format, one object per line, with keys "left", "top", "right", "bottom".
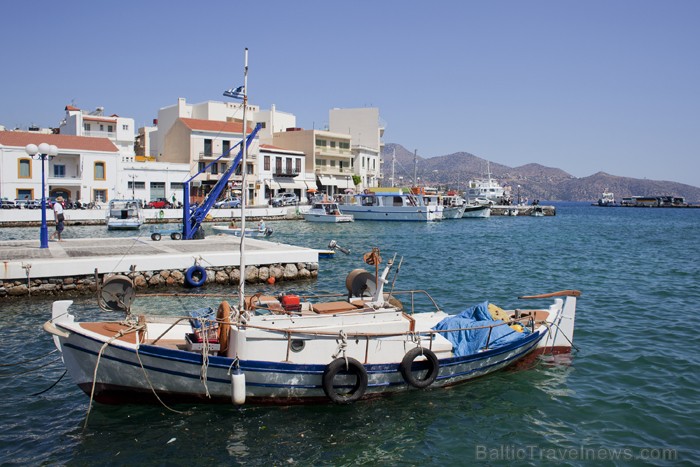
{"left": 2, "top": 0, "right": 699, "bottom": 187}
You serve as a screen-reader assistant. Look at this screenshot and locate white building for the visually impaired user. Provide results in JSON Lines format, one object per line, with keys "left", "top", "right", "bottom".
{"left": 329, "top": 107, "right": 384, "bottom": 189}
{"left": 60, "top": 105, "right": 136, "bottom": 162}
{"left": 0, "top": 131, "right": 120, "bottom": 204}
{"left": 258, "top": 144, "right": 313, "bottom": 203}
{"left": 120, "top": 161, "right": 191, "bottom": 205}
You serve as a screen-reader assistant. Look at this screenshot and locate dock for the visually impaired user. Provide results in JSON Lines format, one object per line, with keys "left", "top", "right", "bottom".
{"left": 0, "top": 235, "right": 320, "bottom": 297}
{"left": 490, "top": 205, "right": 556, "bottom": 216}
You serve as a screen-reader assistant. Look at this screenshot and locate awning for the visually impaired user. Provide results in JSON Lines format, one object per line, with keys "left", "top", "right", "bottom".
{"left": 276, "top": 180, "right": 307, "bottom": 190}
{"left": 317, "top": 175, "right": 353, "bottom": 188}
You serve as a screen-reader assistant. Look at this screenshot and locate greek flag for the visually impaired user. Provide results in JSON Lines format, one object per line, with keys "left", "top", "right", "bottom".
{"left": 223, "top": 85, "right": 245, "bottom": 100}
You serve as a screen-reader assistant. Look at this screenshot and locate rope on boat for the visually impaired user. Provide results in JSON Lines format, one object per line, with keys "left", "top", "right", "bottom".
{"left": 195, "top": 316, "right": 212, "bottom": 398}
{"left": 133, "top": 346, "right": 188, "bottom": 415}
{"left": 0, "top": 356, "right": 62, "bottom": 377}
{"left": 30, "top": 369, "right": 67, "bottom": 396}
{"left": 332, "top": 330, "right": 349, "bottom": 367}
{"left": 0, "top": 348, "right": 58, "bottom": 367}
{"left": 84, "top": 323, "right": 145, "bottom": 428}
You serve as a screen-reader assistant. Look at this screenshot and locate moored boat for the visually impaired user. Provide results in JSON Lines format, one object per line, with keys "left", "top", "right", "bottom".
{"left": 338, "top": 190, "right": 442, "bottom": 222}
{"left": 105, "top": 199, "right": 144, "bottom": 230}
{"left": 43, "top": 251, "right": 580, "bottom": 407}
{"left": 212, "top": 222, "right": 273, "bottom": 238}
{"left": 462, "top": 203, "right": 491, "bottom": 218}
{"left": 303, "top": 201, "right": 354, "bottom": 223}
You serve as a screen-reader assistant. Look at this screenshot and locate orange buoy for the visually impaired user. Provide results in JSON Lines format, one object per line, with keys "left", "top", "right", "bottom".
{"left": 267, "top": 276, "right": 276, "bottom": 285}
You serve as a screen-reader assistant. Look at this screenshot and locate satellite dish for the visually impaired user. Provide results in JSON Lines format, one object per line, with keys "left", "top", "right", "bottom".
{"left": 99, "top": 275, "right": 135, "bottom": 313}
{"left": 345, "top": 269, "right": 377, "bottom": 299}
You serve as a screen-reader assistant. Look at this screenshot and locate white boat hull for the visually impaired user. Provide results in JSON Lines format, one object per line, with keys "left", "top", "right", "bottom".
{"left": 462, "top": 205, "right": 491, "bottom": 218}
{"left": 303, "top": 213, "right": 354, "bottom": 223}
{"left": 47, "top": 292, "right": 578, "bottom": 405}
{"left": 339, "top": 205, "right": 442, "bottom": 222}
{"left": 212, "top": 225, "right": 272, "bottom": 237}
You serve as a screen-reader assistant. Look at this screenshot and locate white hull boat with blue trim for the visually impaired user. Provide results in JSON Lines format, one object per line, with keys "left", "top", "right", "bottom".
{"left": 338, "top": 192, "right": 442, "bottom": 222}
{"left": 106, "top": 199, "right": 144, "bottom": 230}
{"left": 44, "top": 252, "right": 579, "bottom": 407}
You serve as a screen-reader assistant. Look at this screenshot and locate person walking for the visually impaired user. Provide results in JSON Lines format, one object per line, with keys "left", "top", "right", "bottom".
{"left": 50, "top": 196, "right": 65, "bottom": 242}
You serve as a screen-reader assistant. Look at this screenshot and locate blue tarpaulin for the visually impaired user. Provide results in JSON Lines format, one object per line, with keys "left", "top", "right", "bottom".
{"left": 432, "top": 301, "right": 530, "bottom": 357}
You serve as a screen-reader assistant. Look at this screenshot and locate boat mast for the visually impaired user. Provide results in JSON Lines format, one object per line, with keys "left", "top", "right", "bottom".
{"left": 413, "top": 149, "right": 418, "bottom": 186}
{"left": 238, "top": 48, "right": 249, "bottom": 312}
{"left": 391, "top": 148, "right": 396, "bottom": 187}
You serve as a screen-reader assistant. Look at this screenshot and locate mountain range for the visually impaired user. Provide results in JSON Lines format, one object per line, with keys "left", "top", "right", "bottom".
{"left": 381, "top": 143, "right": 700, "bottom": 203}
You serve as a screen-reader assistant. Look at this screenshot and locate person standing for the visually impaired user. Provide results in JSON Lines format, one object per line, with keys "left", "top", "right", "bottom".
{"left": 50, "top": 196, "right": 65, "bottom": 242}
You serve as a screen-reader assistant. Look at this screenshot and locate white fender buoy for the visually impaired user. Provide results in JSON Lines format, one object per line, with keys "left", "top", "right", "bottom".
{"left": 231, "top": 367, "right": 246, "bottom": 405}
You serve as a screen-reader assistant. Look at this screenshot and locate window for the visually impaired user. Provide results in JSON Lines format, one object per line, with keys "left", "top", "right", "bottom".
{"left": 330, "top": 141, "right": 336, "bottom": 148}
{"left": 122, "top": 124, "right": 129, "bottom": 131}
{"left": 204, "top": 139, "right": 212, "bottom": 156}
{"left": 258, "top": 121, "right": 267, "bottom": 129}
{"left": 198, "top": 162, "right": 206, "bottom": 173}
{"left": 295, "top": 158, "right": 301, "bottom": 173}
{"left": 339, "top": 142, "right": 350, "bottom": 149}
{"left": 128, "top": 181, "right": 146, "bottom": 189}
{"left": 315, "top": 139, "right": 327, "bottom": 147}
{"left": 93, "top": 189, "right": 107, "bottom": 202}
{"left": 94, "top": 161, "right": 106, "bottom": 180}
{"left": 264, "top": 155, "right": 270, "bottom": 170}
{"left": 222, "top": 140, "right": 230, "bottom": 157}
{"left": 83, "top": 123, "right": 90, "bottom": 132}
{"left": 17, "top": 189, "right": 33, "bottom": 200}
{"left": 286, "top": 158, "right": 292, "bottom": 173}
{"left": 150, "top": 182, "right": 165, "bottom": 199}
{"left": 107, "top": 125, "right": 114, "bottom": 133}
{"left": 53, "top": 165, "right": 66, "bottom": 178}
{"left": 18, "top": 158, "right": 32, "bottom": 178}
{"left": 275, "top": 158, "right": 282, "bottom": 173}
{"left": 211, "top": 163, "right": 219, "bottom": 175}
{"left": 100, "top": 124, "right": 104, "bottom": 131}
{"left": 170, "top": 182, "right": 184, "bottom": 191}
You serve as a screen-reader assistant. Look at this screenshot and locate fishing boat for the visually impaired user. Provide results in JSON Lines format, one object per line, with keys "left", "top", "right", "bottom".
{"left": 462, "top": 203, "right": 491, "bottom": 218}
{"left": 105, "top": 199, "right": 144, "bottom": 230}
{"left": 212, "top": 222, "right": 273, "bottom": 238}
{"left": 303, "top": 201, "right": 354, "bottom": 223}
{"left": 338, "top": 191, "right": 442, "bottom": 222}
{"left": 43, "top": 251, "right": 580, "bottom": 406}
{"left": 434, "top": 195, "right": 467, "bottom": 219}
{"left": 41, "top": 51, "right": 580, "bottom": 411}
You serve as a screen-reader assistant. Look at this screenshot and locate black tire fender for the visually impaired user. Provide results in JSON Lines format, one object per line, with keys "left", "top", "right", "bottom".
{"left": 400, "top": 347, "right": 439, "bottom": 389}
{"left": 322, "top": 357, "right": 368, "bottom": 404}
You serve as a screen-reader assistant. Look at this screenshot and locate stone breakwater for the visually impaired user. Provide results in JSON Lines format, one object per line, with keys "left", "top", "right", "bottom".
{"left": 0, "top": 262, "right": 318, "bottom": 298}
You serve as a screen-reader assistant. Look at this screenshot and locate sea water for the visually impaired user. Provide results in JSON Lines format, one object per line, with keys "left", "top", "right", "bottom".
{"left": 1, "top": 203, "right": 699, "bottom": 465}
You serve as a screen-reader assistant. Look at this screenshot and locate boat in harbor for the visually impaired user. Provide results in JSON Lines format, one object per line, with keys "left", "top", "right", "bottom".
{"left": 595, "top": 191, "right": 616, "bottom": 207}
{"left": 105, "top": 199, "right": 144, "bottom": 230}
{"left": 212, "top": 222, "right": 273, "bottom": 238}
{"left": 303, "top": 201, "right": 354, "bottom": 223}
{"left": 43, "top": 251, "right": 580, "bottom": 406}
{"left": 462, "top": 203, "right": 491, "bottom": 218}
{"left": 466, "top": 162, "right": 508, "bottom": 205}
{"left": 338, "top": 190, "right": 442, "bottom": 222}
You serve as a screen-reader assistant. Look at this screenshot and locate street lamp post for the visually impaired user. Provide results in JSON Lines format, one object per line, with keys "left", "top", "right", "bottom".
{"left": 517, "top": 185, "right": 521, "bottom": 205}
{"left": 25, "top": 143, "right": 58, "bottom": 248}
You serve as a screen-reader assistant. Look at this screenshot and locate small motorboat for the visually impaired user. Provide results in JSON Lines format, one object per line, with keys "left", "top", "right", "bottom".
{"left": 303, "top": 202, "right": 354, "bottom": 223}
{"left": 106, "top": 199, "right": 144, "bottom": 230}
{"left": 212, "top": 222, "right": 273, "bottom": 238}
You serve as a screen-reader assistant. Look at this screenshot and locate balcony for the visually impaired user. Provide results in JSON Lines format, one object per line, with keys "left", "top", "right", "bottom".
{"left": 272, "top": 170, "right": 300, "bottom": 178}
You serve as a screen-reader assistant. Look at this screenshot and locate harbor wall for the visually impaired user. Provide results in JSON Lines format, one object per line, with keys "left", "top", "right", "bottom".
{"left": 0, "top": 262, "right": 318, "bottom": 298}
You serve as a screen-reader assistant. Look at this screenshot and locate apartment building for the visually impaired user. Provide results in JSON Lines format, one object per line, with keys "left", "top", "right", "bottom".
{"left": 0, "top": 131, "right": 120, "bottom": 203}
{"left": 329, "top": 107, "right": 384, "bottom": 189}
{"left": 271, "top": 128, "right": 355, "bottom": 196}
{"left": 60, "top": 105, "right": 136, "bottom": 162}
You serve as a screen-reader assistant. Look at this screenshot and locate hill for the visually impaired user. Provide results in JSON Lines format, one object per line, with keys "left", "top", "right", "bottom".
{"left": 381, "top": 143, "right": 700, "bottom": 202}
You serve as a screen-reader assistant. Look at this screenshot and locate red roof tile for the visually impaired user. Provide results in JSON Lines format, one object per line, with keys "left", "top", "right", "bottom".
{"left": 0, "top": 131, "right": 119, "bottom": 152}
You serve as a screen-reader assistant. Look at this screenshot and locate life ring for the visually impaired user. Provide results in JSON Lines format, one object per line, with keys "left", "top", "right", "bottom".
{"left": 322, "top": 357, "right": 368, "bottom": 404}
{"left": 399, "top": 347, "right": 439, "bottom": 389}
{"left": 217, "top": 300, "right": 231, "bottom": 356}
{"left": 185, "top": 265, "right": 207, "bottom": 287}
{"left": 158, "top": 209, "right": 165, "bottom": 219}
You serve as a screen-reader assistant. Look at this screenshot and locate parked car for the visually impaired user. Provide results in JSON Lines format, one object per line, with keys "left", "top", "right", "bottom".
{"left": 271, "top": 192, "right": 298, "bottom": 207}
{"left": 1, "top": 198, "right": 17, "bottom": 209}
{"left": 147, "top": 198, "right": 172, "bottom": 209}
{"left": 15, "top": 199, "right": 41, "bottom": 209}
{"left": 214, "top": 197, "right": 241, "bottom": 209}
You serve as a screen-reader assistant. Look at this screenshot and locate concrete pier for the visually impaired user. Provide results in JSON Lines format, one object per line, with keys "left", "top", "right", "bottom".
{"left": 490, "top": 205, "right": 556, "bottom": 216}
{"left": 0, "top": 235, "right": 320, "bottom": 297}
